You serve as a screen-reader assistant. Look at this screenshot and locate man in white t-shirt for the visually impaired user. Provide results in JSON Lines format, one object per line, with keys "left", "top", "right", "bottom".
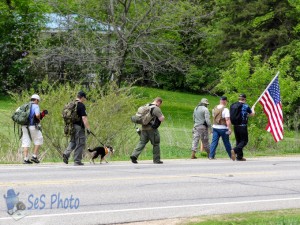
{"left": 209, "top": 96, "right": 235, "bottom": 160}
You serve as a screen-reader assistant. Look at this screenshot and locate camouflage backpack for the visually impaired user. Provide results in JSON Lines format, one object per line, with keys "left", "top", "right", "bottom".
{"left": 131, "top": 104, "right": 155, "bottom": 125}
{"left": 12, "top": 102, "right": 32, "bottom": 125}
{"left": 62, "top": 101, "right": 81, "bottom": 136}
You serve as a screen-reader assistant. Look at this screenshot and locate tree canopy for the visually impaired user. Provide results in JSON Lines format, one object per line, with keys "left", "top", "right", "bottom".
{"left": 1, "top": 0, "right": 299, "bottom": 126}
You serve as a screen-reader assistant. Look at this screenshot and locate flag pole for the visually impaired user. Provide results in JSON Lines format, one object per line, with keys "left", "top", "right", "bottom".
{"left": 252, "top": 71, "right": 280, "bottom": 109}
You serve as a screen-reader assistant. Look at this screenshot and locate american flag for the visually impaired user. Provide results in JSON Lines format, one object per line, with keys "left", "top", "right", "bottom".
{"left": 259, "top": 75, "right": 283, "bottom": 142}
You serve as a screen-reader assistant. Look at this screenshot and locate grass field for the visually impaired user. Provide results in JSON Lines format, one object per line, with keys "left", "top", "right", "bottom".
{"left": 182, "top": 209, "right": 300, "bottom": 225}
{"left": 0, "top": 87, "right": 299, "bottom": 163}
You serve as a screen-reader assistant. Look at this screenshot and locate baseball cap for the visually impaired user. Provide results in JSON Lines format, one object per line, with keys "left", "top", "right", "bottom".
{"left": 220, "top": 96, "right": 227, "bottom": 101}
{"left": 31, "top": 94, "right": 40, "bottom": 101}
{"left": 239, "top": 93, "right": 246, "bottom": 98}
{"left": 200, "top": 98, "right": 209, "bottom": 105}
{"left": 78, "top": 91, "right": 87, "bottom": 99}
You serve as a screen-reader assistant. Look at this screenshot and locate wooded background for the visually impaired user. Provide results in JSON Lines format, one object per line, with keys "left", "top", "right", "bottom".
{"left": 1, "top": 0, "right": 300, "bottom": 127}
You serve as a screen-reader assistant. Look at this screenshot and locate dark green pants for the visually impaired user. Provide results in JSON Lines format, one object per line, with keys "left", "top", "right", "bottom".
{"left": 131, "top": 129, "right": 161, "bottom": 162}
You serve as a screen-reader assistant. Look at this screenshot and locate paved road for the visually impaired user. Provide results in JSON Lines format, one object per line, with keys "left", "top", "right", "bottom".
{"left": 1, "top": 157, "right": 300, "bottom": 225}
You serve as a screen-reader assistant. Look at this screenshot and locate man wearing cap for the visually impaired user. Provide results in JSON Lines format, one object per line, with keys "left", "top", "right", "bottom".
{"left": 22, "top": 94, "right": 46, "bottom": 164}
{"left": 209, "top": 96, "right": 234, "bottom": 160}
{"left": 191, "top": 98, "right": 211, "bottom": 159}
{"left": 231, "top": 94, "right": 255, "bottom": 161}
{"left": 63, "top": 91, "right": 91, "bottom": 166}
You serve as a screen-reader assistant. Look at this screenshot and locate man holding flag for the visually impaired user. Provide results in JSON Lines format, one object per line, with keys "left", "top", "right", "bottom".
{"left": 230, "top": 94, "right": 255, "bottom": 161}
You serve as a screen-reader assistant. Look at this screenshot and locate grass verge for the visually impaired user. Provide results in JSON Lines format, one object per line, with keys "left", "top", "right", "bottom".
{"left": 182, "top": 209, "right": 300, "bottom": 225}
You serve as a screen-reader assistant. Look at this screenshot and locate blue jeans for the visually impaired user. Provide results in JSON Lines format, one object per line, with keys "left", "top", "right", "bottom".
{"left": 209, "top": 128, "right": 232, "bottom": 159}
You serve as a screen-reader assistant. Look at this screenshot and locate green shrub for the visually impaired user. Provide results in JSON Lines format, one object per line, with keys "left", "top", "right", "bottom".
{"left": 5, "top": 81, "right": 137, "bottom": 162}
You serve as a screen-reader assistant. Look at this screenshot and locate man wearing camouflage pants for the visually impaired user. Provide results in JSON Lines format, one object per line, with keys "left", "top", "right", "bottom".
{"left": 191, "top": 98, "right": 211, "bottom": 159}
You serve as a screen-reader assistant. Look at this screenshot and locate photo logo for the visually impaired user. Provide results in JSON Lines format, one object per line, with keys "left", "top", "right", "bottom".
{"left": 3, "top": 188, "right": 27, "bottom": 221}
{"left": 3, "top": 188, "right": 80, "bottom": 221}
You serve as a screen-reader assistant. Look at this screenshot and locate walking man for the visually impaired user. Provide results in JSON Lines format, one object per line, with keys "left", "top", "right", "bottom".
{"left": 130, "top": 97, "right": 165, "bottom": 164}
{"left": 63, "top": 91, "right": 91, "bottom": 166}
{"left": 209, "top": 96, "right": 234, "bottom": 160}
{"left": 22, "top": 94, "right": 47, "bottom": 164}
{"left": 230, "top": 94, "right": 255, "bottom": 161}
{"left": 191, "top": 98, "right": 211, "bottom": 159}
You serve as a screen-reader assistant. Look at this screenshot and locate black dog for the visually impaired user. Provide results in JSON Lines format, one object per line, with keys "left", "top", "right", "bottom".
{"left": 88, "top": 146, "right": 114, "bottom": 164}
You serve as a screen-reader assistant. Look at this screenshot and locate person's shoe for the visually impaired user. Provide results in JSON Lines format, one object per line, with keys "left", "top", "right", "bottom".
{"left": 191, "top": 151, "right": 197, "bottom": 159}
{"left": 63, "top": 154, "right": 69, "bottom": 164}
{"left": 230, "top": 150, "right": 236, "bottom": 161}
{"left": 154, "top": 161, "right": 163, "bottom": 164}
{"left": 209, "top": 157, "right": 216, "bottom": 160}
{"left": 23, "top": 159, "right": 33, "bottom": 164}
{"left": 236, "top": 158, "right": 246, "bottom": 161}
{"left": 31, "top": 156, "right": 40, "bottom": 164}
{"left": 130, "top": 156, "right": 138, "bottom": 164}
{"left": 74, "top": 162, "right": 84, "bottom": 166}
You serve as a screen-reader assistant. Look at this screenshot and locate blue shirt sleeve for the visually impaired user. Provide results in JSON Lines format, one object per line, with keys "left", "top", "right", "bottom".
{"left": 29, "top": 104, "right": 40, "bottom": 125}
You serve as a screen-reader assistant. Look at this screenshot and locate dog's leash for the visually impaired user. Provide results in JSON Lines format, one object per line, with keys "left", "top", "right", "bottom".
{"left": 88, "top": 131, "right": 106, "bottom": 147}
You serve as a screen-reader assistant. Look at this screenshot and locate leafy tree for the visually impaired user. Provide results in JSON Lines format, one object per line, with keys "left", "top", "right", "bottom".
{"left": 0, "top": 0, "right": 46, "bottom": 93}
{"left": 216, "top": 50, "right": 300, "bottom": 129}
{"left": 215, "top": 0, "right": 300, "bottom": 57}
{"left": 30, "top": 0, "right": 194, "bottom": 88}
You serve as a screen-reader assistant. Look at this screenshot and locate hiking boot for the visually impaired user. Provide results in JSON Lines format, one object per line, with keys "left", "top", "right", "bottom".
{"left": 236, "top": 158, "right": 246, "bottom": 161}
{"left": 191, "top": 151, "right": 197, "bottom": 159}
{"left": 231, "top": 150, "right": 236, "bottom": 161}
{"left": 74, "top": 162, "right": 84, "bottom": 166}
{"left": 130, "top": 156, "right": 138, "bottom": 164}
{"left": 63, "top": 154, "right": 69, "bottom": 164}
{"left": 154, "top": 161, "right": 163, "bottom": 164}
{"left": 23, "top": 159, "right": 33, "bottom": 164}
{"left": 31, "top": 156, "right": 40, "bottom": 164}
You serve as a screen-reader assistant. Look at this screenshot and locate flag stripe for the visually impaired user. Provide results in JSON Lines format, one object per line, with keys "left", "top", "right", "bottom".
{"left": 263, "top": 94, "right": 283, "bottom": 141}
{"left": 260, "top": 96, "right": 280, "bottom": 141}
{"left": 264, "top": 92, "right": 283, "bottom": 135}
{"left": 259, "top": 76, "right": 283, "bottom": 142}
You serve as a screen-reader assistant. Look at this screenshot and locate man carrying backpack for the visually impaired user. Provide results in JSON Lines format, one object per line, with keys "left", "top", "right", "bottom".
{"left": 191, "top": 98, "right": 211, "bottom": 159}
{"left": 22, "top": 94, "right": 47, "bottom": 164}
{"left": 209, "top": 96, "right": 234, "bottom": 160}
{"left": 130, "top": 97, "right": 165, "bottom": 164}
{"left": 63, "top": 91, "right": 91, "bottom": 166}
{"left": 230, "top": 94, "right": 255, "bottom": 161}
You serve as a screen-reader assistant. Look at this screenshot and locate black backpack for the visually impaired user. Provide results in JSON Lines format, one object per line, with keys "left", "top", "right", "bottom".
{"left": 230, "top": 102, "right": 243, "bottom": 125}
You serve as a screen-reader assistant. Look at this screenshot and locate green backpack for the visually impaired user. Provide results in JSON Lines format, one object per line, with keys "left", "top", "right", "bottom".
{"left": 11, "top": 102, "right": 32, "bottom": 125}
{"left": 62, "top": 101, "right": 81, "bottom": 136}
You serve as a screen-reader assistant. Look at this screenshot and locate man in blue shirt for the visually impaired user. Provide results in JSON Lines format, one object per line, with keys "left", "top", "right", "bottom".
{"left": 22, "top": 94, "right": 44, "bottom": 164}
{"left": 232, "top": 94, "right": 255, "bottom": 161}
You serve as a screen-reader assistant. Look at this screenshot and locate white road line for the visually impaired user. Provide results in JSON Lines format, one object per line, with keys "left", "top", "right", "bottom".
{"left": 1, "top": 197, "right": 300, "bottom": 220}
